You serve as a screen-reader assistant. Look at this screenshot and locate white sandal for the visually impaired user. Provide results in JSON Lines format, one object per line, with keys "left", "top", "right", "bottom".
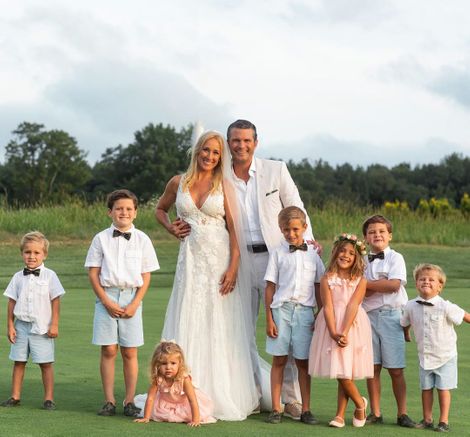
{"left": 352, "top": 397, "right": 368, "bottom": 427}
{"left": 329, "top": 416, "right": 345, "bottom": 428}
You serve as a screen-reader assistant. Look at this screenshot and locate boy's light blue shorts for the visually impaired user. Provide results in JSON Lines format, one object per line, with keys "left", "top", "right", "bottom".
{"left": 367, "top": 308, "right": 405, "bottom": 369}
{"left": 420, "top": 356, "right": 457, "bottom": 390}
{"left": 9, "top": 320, "right": 55, "bottom": 364}
{"left": 92, "top": 287, "right": 143, "bottom": 347}
{"left": 266, "top": 302, "right": 314, "bottom": 360}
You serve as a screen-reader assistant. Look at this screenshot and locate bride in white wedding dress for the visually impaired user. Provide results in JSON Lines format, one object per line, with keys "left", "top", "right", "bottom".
{"left": 154, "top": 131, "right": 258, "bottom": 421}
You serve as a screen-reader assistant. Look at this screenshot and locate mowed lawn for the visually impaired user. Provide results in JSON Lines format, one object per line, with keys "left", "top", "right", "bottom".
{"left": 0, "top": 241, "right": 469, "bottom": 436}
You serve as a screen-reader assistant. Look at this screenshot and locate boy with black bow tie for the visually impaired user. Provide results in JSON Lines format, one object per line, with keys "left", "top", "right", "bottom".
{"left": 2, "top": 231, "right": 65, "bottom": 410}
{"left": 401, "top": 263, "right": 470, "bottom": 432}
{"left": 361, "top": 214, "right": 417, "bottom": 428}
{"left": 85, "top": 189, "right": 159, "bottom": 417}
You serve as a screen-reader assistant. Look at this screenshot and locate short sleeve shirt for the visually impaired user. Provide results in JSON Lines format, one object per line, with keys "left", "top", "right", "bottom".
{"left": 401, "top": 295, "right": 465, "bottom": 369}
{"left": 264, "top": 240, "right": 325, "bottom": 308}
{"left": 362, "top": 247, "right": 408, "bottom": 312}
{"left": 84, "top": 225, "right": 160, "bottom": 288}
{"left": 4, "top": 264, "right": 65, "bottom": 335}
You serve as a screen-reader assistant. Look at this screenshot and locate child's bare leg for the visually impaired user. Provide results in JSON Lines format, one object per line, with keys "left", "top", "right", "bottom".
{"left": 39, "top": 363, "right": 54, "bottom": 401}
{"left": 335, "top": 382, "right": 349, "bottom": 420}
{"left": 271, "top": 355, "right": 288, "bottom": 412}
{"left": 388, "top": 368, "right": 407, "bottom": 416}
{"left": 338, "top": 379, "right": 366, "bottom": 420}
{"left": 367, "top": 364, "right": 382, "bottom": 416}
{"left": 101, "top": 345, "right": 118, "bottom": 404}
{"left": 437, "top": 389, "right": 451, "bottom": 424}
{"left": 421, "top": 389, "right": 433, "bottom": 423}
{"left": 294, "top": 359, "right": 310, "bottom": 412}
{"left": 11, "top": 361, "right": 27, "bottom": 400}
{"left": 121, "top": 346, "right": 138, "bottom": 404}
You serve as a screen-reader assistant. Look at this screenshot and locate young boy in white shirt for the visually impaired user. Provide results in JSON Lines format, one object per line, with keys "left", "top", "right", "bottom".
{"left": 401, "top": 263, "right": 470, "bottom": 433}
{"left": 264, "top": 206, "right": 324, "bottom": 425}
{"left": 362, "top": 214, "right": 417, "bottom": 428}
{"left": 2, "top": 232, "right": 65, "bottom": 410}
{"left": 85, "top": 189, "right": 159, "bottom": 417}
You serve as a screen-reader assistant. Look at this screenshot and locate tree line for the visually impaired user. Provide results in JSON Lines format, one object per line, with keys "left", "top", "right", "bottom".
{"left": 1, "top": 121, "right": 469, "bottom": 209}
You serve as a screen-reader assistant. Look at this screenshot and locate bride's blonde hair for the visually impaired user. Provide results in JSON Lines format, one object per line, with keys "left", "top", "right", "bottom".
{"left": 182, "top": 131, "right": 225, "bottom": 194}
{"left": 150, "top": 341, "right": 188, "bottom": 384}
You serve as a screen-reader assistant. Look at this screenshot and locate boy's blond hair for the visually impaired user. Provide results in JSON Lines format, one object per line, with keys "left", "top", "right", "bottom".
{"left": 413, "top": 263, "right": 447, "bottom": 287}
{"left": 278, "top": 206, "right": 306, "bottom": 228}
{"left": 20, "top": 231, "right": 49, "bottom": 255}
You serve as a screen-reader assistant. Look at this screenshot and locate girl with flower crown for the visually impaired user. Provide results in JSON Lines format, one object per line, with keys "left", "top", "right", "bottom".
{"left": 308, "top": 234, "right": 373, "bottom": 428}
{"left": 134, "top": 341, "right": 216, "bottom": 426}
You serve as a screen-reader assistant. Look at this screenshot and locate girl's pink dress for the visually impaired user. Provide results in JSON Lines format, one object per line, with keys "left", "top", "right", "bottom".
{"left": 145, "top": 375, "right": 216, "bottom": 423}
{"left": 309, "top": 274, "right": 373, "bottom": 379}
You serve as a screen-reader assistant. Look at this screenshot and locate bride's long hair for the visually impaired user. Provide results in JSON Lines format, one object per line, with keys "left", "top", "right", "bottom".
{"left": 182, "top": 131, "right": 225, "bottom": 194}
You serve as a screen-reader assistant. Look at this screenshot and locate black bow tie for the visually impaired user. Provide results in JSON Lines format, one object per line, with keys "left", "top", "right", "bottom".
{"left": 23, "top": 268, "right": 40, "bottom": 277}
{"left": 416, "top": 300, "right": 434, "bottom": 306}
{"left": 289, "top": 243, "right": 308, "bottom": 253}
{"left": 368, "top": 251, "right": 385, "bottom": 262}
{"left": 113, "top": 229, "right": 131, "bottom": 240}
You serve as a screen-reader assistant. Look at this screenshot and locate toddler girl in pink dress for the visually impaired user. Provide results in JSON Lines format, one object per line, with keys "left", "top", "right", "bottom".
{"left": 309, "top": 234, "right": 373, "bottom": 428}
{"left": 134, "top": 341, "right": 216, "bottom": 426}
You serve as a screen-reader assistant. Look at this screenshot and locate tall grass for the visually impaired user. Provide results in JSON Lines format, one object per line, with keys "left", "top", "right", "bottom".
{"left": 0, "top": 200, "right": 468, "bottom": 245}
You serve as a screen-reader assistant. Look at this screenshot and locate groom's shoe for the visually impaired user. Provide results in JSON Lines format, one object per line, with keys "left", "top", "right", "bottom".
{"left": 283, "top": 401, "right": 302, "bottom": 420}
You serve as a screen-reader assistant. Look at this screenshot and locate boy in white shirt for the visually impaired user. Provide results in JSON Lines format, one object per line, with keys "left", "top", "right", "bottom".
{"left": 401, "top": 263, "right": 470, "bottom": 432}
{"left": 362, "top": 214, "right": 417, "bottom": 428}
{"left": 85, "top": 189, "right": 159, "bottom": 417}
{"left": 264, "top": 206, "right": 324, "bottom": 425}
{"left": 2, "top": 232, "right": 65, "bottom": 410}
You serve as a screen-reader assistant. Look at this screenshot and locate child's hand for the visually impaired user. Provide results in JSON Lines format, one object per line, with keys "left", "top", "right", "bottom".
{"left": 47, "top": 324, "right": 59, "bottom": 338}
{"left": 122, "top": 302, "right": 138, "bottom": 318}
{"left": 266, "top": 320, "right": 278, "bottom": 338}
{"left": 134, "top": 418, "right": 150, "bottom": 423}
{"left": 104, "top": 300, "right": 125, "bottom": 318}
{"left": 7, "top": 327, "right": 16, "bottom": 344}
{"left": 187, "top": 420, "right": 201, "bottom": 427}
{"left": 404, "top": 330, "right": 412, "bottom": 342}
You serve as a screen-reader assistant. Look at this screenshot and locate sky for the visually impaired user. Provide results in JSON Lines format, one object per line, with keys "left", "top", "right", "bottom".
{"left": 1, "top": 0, "right": 470, "bottom": 167}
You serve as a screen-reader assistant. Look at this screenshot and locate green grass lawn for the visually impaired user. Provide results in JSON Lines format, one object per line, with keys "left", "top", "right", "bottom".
{"left": 0, "top": 241, "right": 469, "bottom": 436}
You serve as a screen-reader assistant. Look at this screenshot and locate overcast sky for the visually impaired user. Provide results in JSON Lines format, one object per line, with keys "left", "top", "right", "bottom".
{"left": 1, "top": 0, "right": 470, "bottom": 167}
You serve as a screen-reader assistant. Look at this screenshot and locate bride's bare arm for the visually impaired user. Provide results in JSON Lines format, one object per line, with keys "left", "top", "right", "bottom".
{"left": 155, "top": 175, "right": 190, "bottom": 239}
{"left": 219, "top": 184, "right": 240, "bottom": 295}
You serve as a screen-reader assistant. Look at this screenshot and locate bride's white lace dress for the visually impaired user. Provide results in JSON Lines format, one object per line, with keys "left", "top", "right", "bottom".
{"left": 161, "top": 181, "right": 258, "bottom": 420}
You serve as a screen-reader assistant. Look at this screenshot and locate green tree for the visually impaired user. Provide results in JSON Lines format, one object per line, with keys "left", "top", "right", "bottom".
{"left": 3, "top": 122, "right": 91, "bottom": 205}
{"left": 90, "top": 123, "right": 193, "bottom": 202}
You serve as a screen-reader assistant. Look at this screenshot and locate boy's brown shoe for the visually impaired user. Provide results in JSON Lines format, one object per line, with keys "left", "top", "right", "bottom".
{"left": 97, "top": 401, "right": 116, "bottom": 416}
{"left": 1, "top": 397, "right": 20, "bottom": 407}
{"left": 43, "top": 400, "right": 56, "bottom": 411}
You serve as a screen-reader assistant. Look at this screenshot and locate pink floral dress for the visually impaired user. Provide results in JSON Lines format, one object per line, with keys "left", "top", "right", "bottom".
{"left": 309, "top": 274, "right": 373, "bottom": 379}
{"left": 148, "top": 375, "right": 216, "bottom": 423}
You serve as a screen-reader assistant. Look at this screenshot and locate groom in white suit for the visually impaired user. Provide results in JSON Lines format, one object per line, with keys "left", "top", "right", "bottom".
{"left": 227, "top": 119, "right": 318, "bottom": 418}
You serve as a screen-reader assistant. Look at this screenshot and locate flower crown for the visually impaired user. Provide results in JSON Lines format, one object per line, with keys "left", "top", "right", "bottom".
{"left": 334, "top": 233, "right": 367, "bottom": 256}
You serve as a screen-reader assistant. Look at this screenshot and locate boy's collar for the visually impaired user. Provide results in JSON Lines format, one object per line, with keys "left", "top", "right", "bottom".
{"left": 416, "top": 294, "right": 442, "bottom": 304}
{"left": 110, "top": 224, "right": 135, "bottom": 233}
{"left": 369, "top": 246, "right": 391, "bottom": 255}
{"left": 23, "top": 263, "right": 45, "bottom": 271}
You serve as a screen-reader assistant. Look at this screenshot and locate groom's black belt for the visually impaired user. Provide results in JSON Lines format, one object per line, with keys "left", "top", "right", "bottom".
{"left": 247, "top": 244, "right": 268, "bottom": 253}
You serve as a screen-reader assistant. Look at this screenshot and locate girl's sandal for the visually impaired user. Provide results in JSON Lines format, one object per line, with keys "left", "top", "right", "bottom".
{"left": 329, "top": 416, "right": 345, "bottom": 428}
{"left": 352, "top": 397, "right": 368, "bottom": 428}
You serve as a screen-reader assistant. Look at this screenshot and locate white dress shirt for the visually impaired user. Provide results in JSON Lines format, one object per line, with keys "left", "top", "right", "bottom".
{"left": 4, "top": 264, "right": 65, "bottom": 335}
{"left": 362, "top": 246, "right": 408, "bottom": 312}
{"left": 264, "top": 240, "right": 325, "bottom": 308}
{"left": 85, "top": 224, "right": 160, "bottom": 288}
{"left": 401, "top": 295, "right": 465, "bottom": 369}
{"left": 232, "top": 159, "right": 264, "bottom": 244}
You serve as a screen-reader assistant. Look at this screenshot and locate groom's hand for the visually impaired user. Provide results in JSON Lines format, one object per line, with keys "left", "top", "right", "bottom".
{"left": 170, "top": 218, "right": 191, "bottom": 240}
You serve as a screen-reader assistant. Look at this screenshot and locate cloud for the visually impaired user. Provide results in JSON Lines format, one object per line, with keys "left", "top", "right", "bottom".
{"left": 0, "top": 61, "right": 232, "bottom": 162}
{"left": 428, "top": 65, "right": 470, "bottom": 109}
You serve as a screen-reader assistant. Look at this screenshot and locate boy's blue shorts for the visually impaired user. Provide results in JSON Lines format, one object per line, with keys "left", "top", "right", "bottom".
{"left": 266, "top": 302, "right": 314, "bottom": 360}
{"left": 9, "top": 320, "right": 55, "bottom": 364}
{"left": 92, "top": 287, "right": 143, "bottom": 347}
{"left": 368, "top": 308, "right": 405, "bottom": 368}
{"left": 420, "top": 356, "right": 457, "bottom": 390}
